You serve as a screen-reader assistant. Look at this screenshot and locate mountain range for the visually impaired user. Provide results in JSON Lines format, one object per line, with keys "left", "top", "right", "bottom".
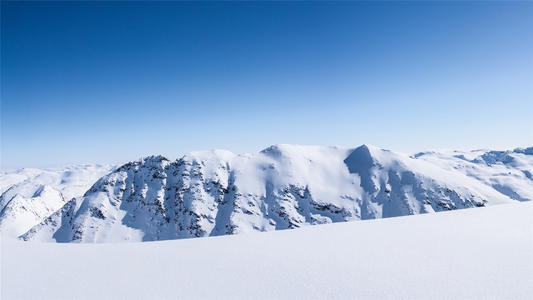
{"left": 1, "top": 144, "right": 531, "bottom": 243}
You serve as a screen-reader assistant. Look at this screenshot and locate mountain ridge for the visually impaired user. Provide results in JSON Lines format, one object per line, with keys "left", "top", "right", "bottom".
{"left": 14, "top": 144, "right": 532, "bottom": 243}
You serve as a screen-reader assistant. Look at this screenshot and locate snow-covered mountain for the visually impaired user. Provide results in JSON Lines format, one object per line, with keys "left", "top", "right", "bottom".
{"left": 413, "top": 148, "right": 533, "bottom": 202}
{"left": 0, "top": 165, "right": 114, "bottom": 237}
{"left": 18, "top": 144, "right": 532, "bottom": 243}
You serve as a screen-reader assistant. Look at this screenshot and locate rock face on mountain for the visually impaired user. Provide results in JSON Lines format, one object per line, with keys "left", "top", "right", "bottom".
{"left": 20, "top": 145, "right": 532, "bottom": 243}
{"left": 0, "top": 165, "right": 113, "bottom": 237}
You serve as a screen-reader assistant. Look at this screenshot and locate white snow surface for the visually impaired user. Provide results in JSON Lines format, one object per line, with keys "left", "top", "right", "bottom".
{"left": 0, "top": 165, "right": 113, "bottom": 237}
{"left": 2, "top": 202, "right": 532, "bottom": 299}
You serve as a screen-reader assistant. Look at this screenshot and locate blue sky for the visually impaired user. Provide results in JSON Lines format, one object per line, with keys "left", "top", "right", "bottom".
{"left": 2, "top": 1, "right": 532, "bottom": 168}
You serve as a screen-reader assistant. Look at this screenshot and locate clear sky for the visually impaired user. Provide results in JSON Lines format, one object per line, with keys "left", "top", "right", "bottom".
{"left": 1, "top": 1, "right": 532, "bottom": 168}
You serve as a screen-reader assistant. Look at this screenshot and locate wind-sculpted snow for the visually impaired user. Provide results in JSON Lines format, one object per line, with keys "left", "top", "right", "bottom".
{"left": 0, "top": 165, "right": 113, "bottom": 237}
{"left": 20, "top": 144, "right": 532, "bottom": 243}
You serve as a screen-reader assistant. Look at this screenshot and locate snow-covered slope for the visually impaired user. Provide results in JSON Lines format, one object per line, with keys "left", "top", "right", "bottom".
{"left": 20, "top": 144, "right": 532, "bottom": 243}
{"left": 3, "top": 202, "right": 532, "bottom": 300}
{"left": 0, "top": 165, "right": 113, "bottom": 237}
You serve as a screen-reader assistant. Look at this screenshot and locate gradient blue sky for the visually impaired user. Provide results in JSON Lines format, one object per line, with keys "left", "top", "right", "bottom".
{"left": 2, "top": 1, "right": 532, "bottom": 168}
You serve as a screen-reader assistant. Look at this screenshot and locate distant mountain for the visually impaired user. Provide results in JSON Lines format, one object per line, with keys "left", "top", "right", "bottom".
{"left": 15, "top": 144, "right": 532, "bottom": 243}
{"left": 0, "top": 165, "right": 113, "bottom": 237}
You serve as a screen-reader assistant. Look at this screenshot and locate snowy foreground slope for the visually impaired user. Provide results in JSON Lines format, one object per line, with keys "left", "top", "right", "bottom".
{"left": 2, "top": 144, "right": 532, "bottom": 242}
{"left": 2, "top": 202, "right": 532, "bottom": 300}
{"left": 0, "top": 165, "right": 113, "bottom": 237}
